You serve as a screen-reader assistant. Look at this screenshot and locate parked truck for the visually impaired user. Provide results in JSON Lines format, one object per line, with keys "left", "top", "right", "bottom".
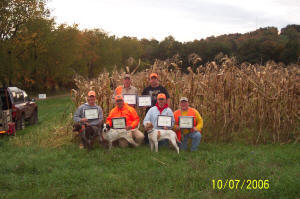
{"left": 0, "top": 87, "right": 38, "bottom": 134}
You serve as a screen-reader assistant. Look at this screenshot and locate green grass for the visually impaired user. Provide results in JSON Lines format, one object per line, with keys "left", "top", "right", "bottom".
{"left": 0, "top": 96, "right": 299, "bottom": 199}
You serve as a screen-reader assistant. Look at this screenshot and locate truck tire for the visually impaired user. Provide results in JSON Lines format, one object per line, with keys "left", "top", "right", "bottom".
{"left": 29, "top": 110, "right": 38, "bottom": 125}
{"left": 16, "top": 114, "right": 25, "bottom": 130}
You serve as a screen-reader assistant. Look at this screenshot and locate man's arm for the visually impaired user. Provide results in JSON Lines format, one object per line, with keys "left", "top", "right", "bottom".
{"left": 169, "top": 109, "right": 175, "bottom": 128}
{"left": 73, "top": 105, "right": 83, "bottom": 123}
{"left": 129, "top": 108, "right": 140, "bottom": 129}
{"left": 195, "top": 110, "right": 203, "bottom": 132}
{"left": 106, "top": 110, "right": 113, "bottom": 127}
{"left": 97, "top": 106, "right": 104, "bottom": 125}
{"left": 143, "top": 108, "right": 152, "bottom": 126}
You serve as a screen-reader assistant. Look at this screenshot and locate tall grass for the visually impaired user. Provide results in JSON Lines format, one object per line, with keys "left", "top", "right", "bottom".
{"left": 72, "top": 55, "right": 299, "bottom": 144}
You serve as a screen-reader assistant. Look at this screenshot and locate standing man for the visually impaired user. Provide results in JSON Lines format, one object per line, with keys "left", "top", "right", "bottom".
{"left": 143, "top": 93, "right": 174, "bottom": 145}
{"left": 106, "top": 95, "right": 144, "bottom": 147}
{"left": 142, "top": 73, "right": 170, "bottom": 113}
{"left": 74, "top": 90, "right": 103, "bottom": 149}
{"left": 113, "top": 74, "right": 138, "bottom": 107}
{"left": 114, "top": 74, "right": 138, "bottom": 96}
{"left": 174, "top": 97, "right": 203, "bottom": 151}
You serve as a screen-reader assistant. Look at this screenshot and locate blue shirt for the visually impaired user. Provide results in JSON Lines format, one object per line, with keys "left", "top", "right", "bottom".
{"left": 143, "top": 105, "right": 174, "bottom": 129}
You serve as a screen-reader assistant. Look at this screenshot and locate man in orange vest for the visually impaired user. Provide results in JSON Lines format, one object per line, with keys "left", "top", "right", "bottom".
{"left": 174, "top": 97, "right": 203, "bottom": 151}
{"left": 106, "top": 95, "right": 144, "bottom": 147}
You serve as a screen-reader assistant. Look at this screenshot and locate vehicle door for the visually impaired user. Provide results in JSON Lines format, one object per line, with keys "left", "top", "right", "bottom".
{"left": 13, "top": 91, "right": 27, "bottom": 119}
{"left": 23, "top": 91, "right": 34, "bottom": 118}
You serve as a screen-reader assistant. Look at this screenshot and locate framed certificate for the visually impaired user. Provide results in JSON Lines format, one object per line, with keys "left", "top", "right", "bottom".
{"left": 112, "top": 117, "right": 126, "bottom": 129}
{"left": 123, "top": 94, "right": 137, "bottom": 105}
{"left": 157, "top": 115, "right": 172, "bottom": 128}
{"left": 179, "top": 116, "right": 194, "bottom": 129}
{"left": 84, "top": 108, "right": 99, "bottom": 120}
{"left": 138, "top": 95, "right": 152, "bottom": 107}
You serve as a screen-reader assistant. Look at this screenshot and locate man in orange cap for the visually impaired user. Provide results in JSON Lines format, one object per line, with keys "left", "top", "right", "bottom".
{"left": 74, "top": 90, "right": 103, "bottom": 149}
{"left": 174, "top": 97, "right": 203, "bottom": 151}
{"left": 142, "top": 73, "right": 170, "bottom": 113}
{"left": 143, "top": 93, "right": 174, "bottom": 145}
{"left": 106, "top": 95, "right": 144, "bottom": 147}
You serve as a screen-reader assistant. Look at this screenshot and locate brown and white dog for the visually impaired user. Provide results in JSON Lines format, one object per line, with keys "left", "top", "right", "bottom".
{"left": 73, "top": 123, "right": 102, "bottom": 151}
{"left": 144, "top": 123, "right": 180, "bottom": 154}
{"left": 101, "top": 123, "right": 138, "bottom": 150}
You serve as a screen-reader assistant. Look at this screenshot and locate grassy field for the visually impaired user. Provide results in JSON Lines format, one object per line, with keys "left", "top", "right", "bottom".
{"left": 0, "top": 96, "right": 299, "bottom": 199}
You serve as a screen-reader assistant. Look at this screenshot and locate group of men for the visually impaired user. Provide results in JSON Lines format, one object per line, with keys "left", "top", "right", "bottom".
{"left": 73, "top": 73, "right": 203, "bottom": 151}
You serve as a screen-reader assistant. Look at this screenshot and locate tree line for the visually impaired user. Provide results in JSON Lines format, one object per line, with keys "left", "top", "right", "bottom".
{"left": 1, "top": 0, "right": 299, "bottom": 91}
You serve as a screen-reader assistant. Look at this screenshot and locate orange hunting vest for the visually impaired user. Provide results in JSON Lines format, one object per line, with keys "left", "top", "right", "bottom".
{"left": 174, "top": 107, "right": 197, "bottom": 141}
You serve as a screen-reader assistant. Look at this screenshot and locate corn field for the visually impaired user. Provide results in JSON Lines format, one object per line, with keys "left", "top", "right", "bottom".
{"left": 71, "top": 55, "right": 300, "bottom": 144}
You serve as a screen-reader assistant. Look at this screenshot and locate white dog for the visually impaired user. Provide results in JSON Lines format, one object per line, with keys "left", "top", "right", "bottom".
{"left": 144, "top": 123, "right": 180, "bottom": 154}
{"left": 101, "top": 124, "right": 138, "bottom": 150}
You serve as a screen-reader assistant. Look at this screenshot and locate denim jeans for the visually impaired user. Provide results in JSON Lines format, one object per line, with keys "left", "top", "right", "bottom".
{"left": 180, "top": 131, "right": 202, "bottom": 151}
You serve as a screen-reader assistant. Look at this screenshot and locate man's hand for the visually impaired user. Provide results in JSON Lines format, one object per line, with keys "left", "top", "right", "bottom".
{"left": 190, "top": 127, "right": 198, "bottom": 133}
{"left": 126, "top": 126, "right": 132, "bottom": 131}
{"left": 80, "top": 118, "right": 88, "bottom": 123}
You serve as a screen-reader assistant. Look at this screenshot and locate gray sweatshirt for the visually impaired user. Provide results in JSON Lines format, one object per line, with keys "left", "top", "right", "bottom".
{"left": 73, "top": 103, "right": 103, "bottom": 126}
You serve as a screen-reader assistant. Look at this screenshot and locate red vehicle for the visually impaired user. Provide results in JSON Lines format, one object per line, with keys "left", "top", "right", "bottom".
{"left": 0, "top": 87, "right": 38, "bottom": 130}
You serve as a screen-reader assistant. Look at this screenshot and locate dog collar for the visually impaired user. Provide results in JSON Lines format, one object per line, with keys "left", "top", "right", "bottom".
{"left": 147, "top": 129, "right": 154, "bottom": 134}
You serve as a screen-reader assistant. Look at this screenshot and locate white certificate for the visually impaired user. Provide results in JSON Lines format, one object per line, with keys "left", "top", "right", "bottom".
{"left": 179, "top": 116, "right": 194, "bottom": 129}
{"left": 84, "top": 108, "right": 99, "bottom": 120}
{"left": 157, "top": 115, "right": 172, "bottom": 128}
{"left": 112, "top": 117, "right": 126, "bottom": 129}
{"left": 123, "top": 94, "right": 137, "bottom": 105}
{"left": 138, "top": 96, "right": 152, "bottom": 107}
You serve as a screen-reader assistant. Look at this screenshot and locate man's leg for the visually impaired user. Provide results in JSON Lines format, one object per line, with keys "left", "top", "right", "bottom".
{"left": 190, "top": 131, "right": 201, "bottom": 151}
{"left": 118, "top": 138, "right": 129, "bottom": 148}
{"left": 132, "top": 129, "right": 145, "bottom": 146}
{"left": 180, "top": 134, "right": 189, "bottom": 150}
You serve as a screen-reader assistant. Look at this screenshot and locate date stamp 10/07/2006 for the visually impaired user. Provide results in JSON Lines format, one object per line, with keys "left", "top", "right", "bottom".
{"left": 212, "top": 179, "right": 270, "bottom": 190}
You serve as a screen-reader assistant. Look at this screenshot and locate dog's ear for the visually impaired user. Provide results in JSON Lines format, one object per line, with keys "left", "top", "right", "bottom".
{"left": 72, "top": 123, "right": 80, "bottom": 132}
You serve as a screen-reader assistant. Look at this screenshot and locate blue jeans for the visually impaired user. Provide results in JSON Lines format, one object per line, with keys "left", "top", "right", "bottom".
{"left": 180, "top": 131, "right": 202, "bottom": 151}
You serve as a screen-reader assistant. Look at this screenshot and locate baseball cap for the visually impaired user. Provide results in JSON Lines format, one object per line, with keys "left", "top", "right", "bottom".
{"left": 124, "top": 74, "right": 131, "bottom": 79}
{"left": 88, "top": 91, "right": 96, "bottom": 97}
{"left": 149, "top": 73, "right": 158, "bottom": 79}
{"left": 115, "top": 95, "right": 124, "bottom": 101}
{"left": 157, "top": 93, "right": 166, "bottom": 99}
{"left": 180, "top": 97, "right": 188, "bottom": 102}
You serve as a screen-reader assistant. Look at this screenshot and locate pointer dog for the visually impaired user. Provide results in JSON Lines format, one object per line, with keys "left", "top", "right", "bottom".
{"left": 144, "top": 123, "right": 180, "bottom": 154}
{"left": 101, "top": 124, "right": 138, "bottom": 150}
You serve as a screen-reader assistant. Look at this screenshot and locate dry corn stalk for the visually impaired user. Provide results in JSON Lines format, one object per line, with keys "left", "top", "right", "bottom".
{"left": 71, "top": 54, "right": 300, "bottom": 144}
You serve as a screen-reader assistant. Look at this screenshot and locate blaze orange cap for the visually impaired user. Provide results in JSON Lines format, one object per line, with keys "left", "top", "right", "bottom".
{"left": 115, "top": 95, "right": 124, "bottom": 101}
{"left": 149, "top": 73, "right": 158, "bottom": 79}
{"left": 157, "top": 93, "right": 166, "bottom": 99}
{"left": 88, "top": 91, "right": 96, "bottom": 97}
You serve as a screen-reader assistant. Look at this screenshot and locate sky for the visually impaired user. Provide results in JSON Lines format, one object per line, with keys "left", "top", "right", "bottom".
{"left": 47, "top": 0, "right": 300, "bottom": 42}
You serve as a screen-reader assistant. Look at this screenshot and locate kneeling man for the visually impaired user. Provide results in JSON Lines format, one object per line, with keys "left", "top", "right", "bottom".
{"left": 106, "top": 95, "right": 144, "bottom": 147}
{"left": 174, "top": 97, "right": 203, "bottom": 151}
